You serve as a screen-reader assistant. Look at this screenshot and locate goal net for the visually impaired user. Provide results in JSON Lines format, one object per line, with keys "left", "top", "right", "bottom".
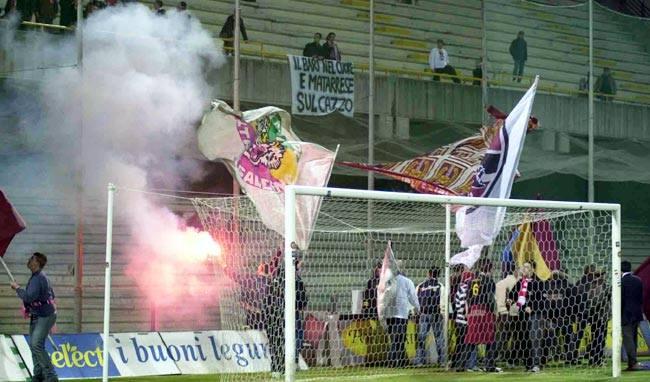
{"left": 191, "top": 187, "right": 621, "bottom": 381}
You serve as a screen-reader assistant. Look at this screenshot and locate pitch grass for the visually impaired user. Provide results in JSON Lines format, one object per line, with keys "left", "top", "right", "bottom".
{"left": 69, "top": 367, "right": 650, "bottom": 382}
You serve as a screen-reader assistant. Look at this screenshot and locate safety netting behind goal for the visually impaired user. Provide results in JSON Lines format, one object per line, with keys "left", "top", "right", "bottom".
{"left": 192, "top": 193, "right": 615, "bottom": 380}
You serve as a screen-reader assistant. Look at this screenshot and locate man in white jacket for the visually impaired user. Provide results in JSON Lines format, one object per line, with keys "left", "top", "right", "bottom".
{"left": 385, "top": 266, "right": 420, "bottom": 367}
{"left": 494, "top": 262, "right": 531, "bottom": 367}
{"left": 429, "top": 39, "right": 460, "bottom": 84}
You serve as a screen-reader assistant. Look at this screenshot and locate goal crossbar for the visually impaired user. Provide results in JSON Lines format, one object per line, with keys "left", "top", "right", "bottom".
{"left": 282, "top": 185, "right": 622, "bottom": 381}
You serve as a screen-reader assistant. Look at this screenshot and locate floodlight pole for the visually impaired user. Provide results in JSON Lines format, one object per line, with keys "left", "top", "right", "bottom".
{"left": 368, "top": 0, "right": 375, "bottom": 192}
{"left": 233, "top": 0, "right": 241, "bottom": 197}
{"left": 74, "top": 0, "right": 85, "bottom": 333}
{"left": 588, "top": 0, "right": 594, "bottom": 203}
{"left": 101, "top": 183, "right": 115, "bottom": 382}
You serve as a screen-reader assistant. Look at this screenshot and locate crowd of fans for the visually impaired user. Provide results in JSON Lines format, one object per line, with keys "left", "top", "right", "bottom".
{"left": 360, "top": 257, "right": 644, "bottom": 373}
{"left": 0, "top": 0, "right": 189, "bottom": 27}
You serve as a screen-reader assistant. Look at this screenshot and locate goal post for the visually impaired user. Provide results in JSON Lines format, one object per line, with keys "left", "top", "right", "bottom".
{"left": 283, "top": 185, "right": 622, "bottom": 381}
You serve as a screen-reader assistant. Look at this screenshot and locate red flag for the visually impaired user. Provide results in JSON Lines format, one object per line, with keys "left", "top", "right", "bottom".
{"left": 0, "top": 190, "right": 26, "bottom": 257}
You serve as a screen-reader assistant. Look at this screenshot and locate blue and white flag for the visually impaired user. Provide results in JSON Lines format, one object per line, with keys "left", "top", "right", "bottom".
{"left": 455, "top": 77, "right": 539, "bottom": 248}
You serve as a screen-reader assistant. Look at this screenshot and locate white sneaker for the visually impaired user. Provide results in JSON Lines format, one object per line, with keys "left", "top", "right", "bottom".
{"left": 530, "top": 366, "right": 540, "bottom": 373}
{"left": 271, "top": 372, "right": 282, "bottom": 379}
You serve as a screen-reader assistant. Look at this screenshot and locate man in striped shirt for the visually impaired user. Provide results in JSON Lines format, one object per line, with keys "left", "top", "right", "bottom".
{"left": 451, "top": 267, "right": 474, "bottom": 371}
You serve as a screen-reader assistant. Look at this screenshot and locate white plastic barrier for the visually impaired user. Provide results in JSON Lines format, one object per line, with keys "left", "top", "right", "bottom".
{"left": 101, "top": 332, "right": 181, "bottom": 377}
{"left": 0, "top": 335, "right": 30, "bottom": 382}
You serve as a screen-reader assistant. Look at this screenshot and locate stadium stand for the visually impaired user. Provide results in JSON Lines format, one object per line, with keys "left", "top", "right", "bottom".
{"left": 145, "top": 0, "right": 650, "bottom": 103}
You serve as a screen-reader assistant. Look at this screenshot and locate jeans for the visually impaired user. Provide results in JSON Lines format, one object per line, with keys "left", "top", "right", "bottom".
{"left": 512, "top": 60, "right": 525, "bottom": 82}
{"left": 386, "top": 317, "right": 408, "bottom": 367}
{"left": 622, "top": 322, "right": 639, "bottom": 368}
{"left": 433, "top": 66, "right": 461, "bottom": 83}
{"left": 416, "top": 313, "right": 445, "bottom": 365}
{"left": 29, "top": 314, "right": 58, "bottom": 382}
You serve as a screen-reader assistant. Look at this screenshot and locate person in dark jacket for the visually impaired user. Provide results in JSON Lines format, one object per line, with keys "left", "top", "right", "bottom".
{"left": 415, "top": 266, "right": 444, "bottom": 366}
{"left": 35, "top": 0, "right": 58, "bottom": 24}
{"left": 265, "top": 254, "right": 308, "bottom": 376}
{"left": 510, "top": 262, "right": 544, "bottom": 372}
{"left": 321, "top": 32, "right": 341, "bottom": 61}
{"left": 472, "top": 57, "right": 483, "bottom": 86}
{"left": 465, "top": 258, "right": 500, "bottom": 372}
{"left": 542, "top": 270, "right": 576, "bottom": 365}
{"left": 362, "top": 261, "right": 382, "bottom": 317}
{"left": 303, "top": 32, "right": 323, "bottom": 58}
{"left": 573, "top": 264, "right": 610, "bottom": 366}
{"left": 621, "top": 261, "right": 644, "bottom": 371}
{"left": 219, "top": 11, "right": 248, "bottom": 56}
{"left": 58, "top": 0, "right": 76, "bottom": 27}
{"left": 153, "top": 0, "right": 165, "bottom": 15}
{"left": 10, "top": 252, "right": 58, "bottom": 382}
{"left": 595, "top": 67, "right": 617, "bottom": 101}
{"left": 509, "top": 31, "right": 527, "bottom": 83}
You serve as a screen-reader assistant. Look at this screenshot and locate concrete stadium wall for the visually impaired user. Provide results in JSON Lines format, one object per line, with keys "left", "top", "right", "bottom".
{"left": 212, "top": 58, "right": 650, "bottom": 140}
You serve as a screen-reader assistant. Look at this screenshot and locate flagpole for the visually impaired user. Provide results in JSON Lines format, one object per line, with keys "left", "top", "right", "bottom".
{"left": 0, "top": 257, "right": 16, "bottom": 283}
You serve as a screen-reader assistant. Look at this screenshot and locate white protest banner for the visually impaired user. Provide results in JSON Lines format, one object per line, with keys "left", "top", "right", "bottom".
{"left": 101, "top": 332, "right": 180, "bottom": 377}
{"left": 288, "top": 55, "right": 355, "bottom": 117}
{"left": 158, "top": 330, "right": 307, "bottom": 374}
{"left": 0, "top": 335, "right": 30, "bottom": 382}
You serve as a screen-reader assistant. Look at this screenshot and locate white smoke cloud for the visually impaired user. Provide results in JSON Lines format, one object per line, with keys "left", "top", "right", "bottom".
{"left": 1, "top": 5, "right": 228, "bottom": 327}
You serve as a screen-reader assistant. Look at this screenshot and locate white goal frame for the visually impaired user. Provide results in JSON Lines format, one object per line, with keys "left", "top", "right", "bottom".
{"left": 282, "top": 185, "right": 623, "bottom": 381}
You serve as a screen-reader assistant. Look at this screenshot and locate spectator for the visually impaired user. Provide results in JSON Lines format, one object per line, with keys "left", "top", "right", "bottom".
{"left": 415, "top": 266, "right": 444, "bottom": 366}
{"left": 509, "top": 31, "right": 527, "bottom": 83}
{"left": 466, "top": 258, "right": 500, "bottom": 373}
{"left": 10, "top": 253, "right": 58, "bottom": 382}
{"left": 621, "top": 260, "right": 644, "bottom": 371}
{"left": 36, "top": 0, "right": 58, "bottom": 25}
{"left": 219, "top": 10, "right": 248, "bottom": 56}
{"left": 266, "top": 254, "right": 308, "bottom": 378}
{"left": 451, "top": 266, "right": 473, "bottom": 371}
{"left": 595, "top": 67, "right": 617, "bottom": 101}
{"left": 59, "top": 0, "right": 76, "bottom": 27}
{"left": 321, "top": 32, "right": 341, "bottom": 61}
{"left": 362, "top": 261, "right": 382, "bottom": 318}
{"left": 16, "top": 0, "right": 36, "bottom": 21}
{"left": 223, "top": 261, "right": 270, "bottom": 330}
{"left": 574, "top": 264, "right": 610, "bottom": 366}
{"left": 578, "top": 72, "right": 589, "bottom": 95}
{"left": 303, "top": 32, "right": 323, "bottom": 58}
{"left": 2, "top": 0, "right": 17, "bottom": 18}
{"left": 472, "top": 57, "right": 483, "bottom": 86}
{"left": 510, "top": 262, "right": 544, "bottom": 372}
{"left": 153, "top": 0, "right": 165, "bottom": 15}
{"left": 384, "top": 263, "right": 420, "bottom": 367}
{"left": 177, "top": 1, "right": 187, "bottom": 11}
{"left": 362, "top": 261, "right": 383, "bottom": 365}
{"left": 428, "top": 39, "right": 460, "bottom": 84}
{"left": 494, "top": 264, "right": 521, "bottom": 367}
{"left": 543, "top": 270, "right": 576, "bottom": 365}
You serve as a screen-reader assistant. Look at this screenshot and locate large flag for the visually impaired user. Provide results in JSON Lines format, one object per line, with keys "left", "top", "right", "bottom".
{"left": 456, "top": 77, "right": 539, "bottom": 248}
{"left": 339, "top": 126, "right": 499, "bottom": 196}
{"left": 377, "top": 240, "right": 399, "bottom": 320}
{"left": 449, "top": 245, "right": 483, "bottom": 270}
{"left": 0, "top": 190, "right": 26, "bottom": 258}
{"left": 510, "top": 220, "right": 559, "bottom": 281}
{"left": 197, "top": 100, "right": 337, "bottom": 250}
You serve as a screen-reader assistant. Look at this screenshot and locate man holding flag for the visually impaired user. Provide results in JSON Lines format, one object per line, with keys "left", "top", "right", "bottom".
{"left": 2, "top": 190, "right": 58, "bottom": 382}
{"left": 11, "top": 252, "right": 58, "bottom": 382}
